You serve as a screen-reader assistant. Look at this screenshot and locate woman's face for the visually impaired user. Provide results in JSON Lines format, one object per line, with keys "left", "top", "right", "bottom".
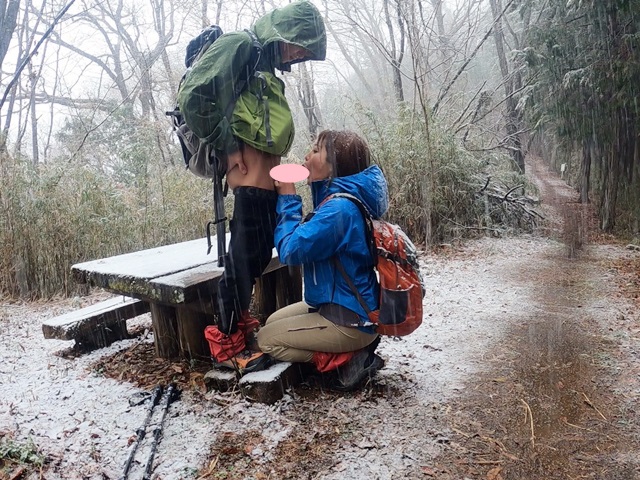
{"left": 304, "top": 139, "right": 332, "bottom": 183}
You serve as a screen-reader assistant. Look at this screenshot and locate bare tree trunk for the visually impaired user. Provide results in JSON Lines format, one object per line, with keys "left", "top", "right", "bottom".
{"left": 431, "top": 0, "right": 446, "bottom": 40}
{"left": 0, "top": 0, "right": 20, "bottom": 70}
{"left": 600, "top": 150, "right": 619, "bottom": 232}
{"left": 579, "top": 138, "right": 591, "bottom": 204}
{"left": 42, "top": 40, "right": 63, "bottom": 163}
{"left": 200, "top": 0, "right": 208, "bottom": 27}
{"left": 15, "top": 97, "right": 27, "bottom": 156}
{"left": 633, "top": 135, "right": 640, "bottom": 236}
{"left": 28, "top": 62, "right": 39, "bottom": 165}
{"left": 383, "top": 0, "right": 405, "bottom": 102}
{"left": 600, "top": 118, "right": 621, "bottom": 232}
{"left": 488, "top": 0, "right": 524, "bottom": 173}
{"left": 0, "top": 0, "right": 25, "bottom": 145}
{"left": 295, "top": 62, "right": 322, "bottom": 138}
{"left": 214, "top": 0, "right": 223, "bottom": 25}
{"left": 405, "top": 0, "right": 433, "bottom": 245}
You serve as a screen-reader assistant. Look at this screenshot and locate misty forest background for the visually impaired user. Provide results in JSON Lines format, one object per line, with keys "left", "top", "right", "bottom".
{"left": 1, "top": 0, "right": 639, "bottom": 299}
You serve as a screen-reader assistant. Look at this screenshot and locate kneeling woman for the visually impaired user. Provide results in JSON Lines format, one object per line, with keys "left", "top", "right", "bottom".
{"left": 257, "top": 130, "right": 388, "bottom": 390}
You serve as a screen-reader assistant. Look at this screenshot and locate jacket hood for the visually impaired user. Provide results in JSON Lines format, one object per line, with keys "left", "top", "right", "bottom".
{"left": 253, "top": 1, "right": 326, "bottom": 71}
{"left": 310, "top": 165, "right": 389, "bottom": 219}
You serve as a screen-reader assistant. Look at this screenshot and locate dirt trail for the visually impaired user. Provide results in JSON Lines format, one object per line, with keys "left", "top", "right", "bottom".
{"left": 2, "top": 156, "right": 639, "bottom": 480}
{"left": 432, "top": 157, "right": 640, "bottom": 479}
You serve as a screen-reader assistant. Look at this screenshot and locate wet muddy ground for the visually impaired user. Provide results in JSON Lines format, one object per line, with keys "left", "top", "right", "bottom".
{"left": 2, "top": 156, "right": 639, "bottom": 480}
{"left": 436, "top": 247, "right": 640, "bottom": 479}
{"left": 430, "top": 158, "right": 640, "bottom": 479}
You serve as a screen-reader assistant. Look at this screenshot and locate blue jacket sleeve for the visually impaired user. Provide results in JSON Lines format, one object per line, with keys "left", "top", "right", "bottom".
{"left": 275, "top": 195, "right": 358, "bottom": 265}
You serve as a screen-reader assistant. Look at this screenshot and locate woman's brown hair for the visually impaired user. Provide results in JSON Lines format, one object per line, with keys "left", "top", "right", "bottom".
{"left": 316, "top": 130, "right": 371, "bottom": 178}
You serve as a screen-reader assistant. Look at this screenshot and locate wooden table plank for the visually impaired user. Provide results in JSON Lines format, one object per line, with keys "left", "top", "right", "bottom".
{"left": 68, "top": 234, "right": 295, "bottom": 360}
{"left": 150, "top": 263, "right": 225, "bottom": 304}
{"left": 71, "top": 236, "right": 228, "bottom": 302}
{"left": 72, "top": 235, "right": 282, "bottom": 306}
{"left": 72, "top": 237, "right": 225, "bottom": 283}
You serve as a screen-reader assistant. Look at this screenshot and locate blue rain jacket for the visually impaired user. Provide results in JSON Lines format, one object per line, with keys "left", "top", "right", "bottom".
{"left": 275, "top": 165, "right": 389, "bottom": 330}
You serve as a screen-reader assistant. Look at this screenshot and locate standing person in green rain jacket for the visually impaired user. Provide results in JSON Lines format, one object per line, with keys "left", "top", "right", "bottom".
{"left": 178, "top": 1, "right": 326, "bottom": 372}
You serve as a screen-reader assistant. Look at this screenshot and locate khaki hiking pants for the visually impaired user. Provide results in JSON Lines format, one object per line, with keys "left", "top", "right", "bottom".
{"left": 256, "top": 301, "right": 378, "bottom": 363}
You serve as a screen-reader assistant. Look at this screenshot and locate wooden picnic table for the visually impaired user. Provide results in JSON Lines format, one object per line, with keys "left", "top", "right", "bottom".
{"left": 71, "top": 236, "right": 302, "bottom": 360}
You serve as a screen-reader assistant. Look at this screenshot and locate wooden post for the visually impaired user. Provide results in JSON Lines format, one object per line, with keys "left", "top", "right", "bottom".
{"left": 149, "top": 304, "right": 180, "bottom": 358}
{"left": 254, "top": 265, "right": 303, "bottom": 317}
{"left": 275, "top": 266, "right": 302, "bottom": 310}
{"left": 254, "top": 271, "right": 278, "bottom": 318}
{"left": 176, "top": 306, "right": 212, "bottom": 360}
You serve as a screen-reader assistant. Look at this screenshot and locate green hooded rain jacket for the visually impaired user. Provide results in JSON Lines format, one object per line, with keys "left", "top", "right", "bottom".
{"left": 177, "top": 1, "right": 326, "bottom": 158}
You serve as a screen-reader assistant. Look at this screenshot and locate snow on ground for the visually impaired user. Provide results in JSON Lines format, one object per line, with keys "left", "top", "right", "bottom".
{"left": 0, "top": 235, "right": 558, "bottom": 479}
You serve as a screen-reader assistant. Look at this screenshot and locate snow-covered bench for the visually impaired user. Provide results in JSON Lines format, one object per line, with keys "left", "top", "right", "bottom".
{"left": 42, "top": 296, "right": 150, "bottom": 350}
{"left": 67, "top": 237, "right": 301, "bottom": 359}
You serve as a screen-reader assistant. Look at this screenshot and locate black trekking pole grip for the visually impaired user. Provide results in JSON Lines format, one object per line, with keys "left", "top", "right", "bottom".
{"left": 121, "top": 385, "right": 164, "bottom": 480}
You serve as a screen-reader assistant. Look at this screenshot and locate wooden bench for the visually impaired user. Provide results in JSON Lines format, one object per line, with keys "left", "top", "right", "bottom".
{"left": 42, "top": 296, "right": 150, "bottom": 350}
{"left": 66, "top": 236, "right": 302, "bottom": 360}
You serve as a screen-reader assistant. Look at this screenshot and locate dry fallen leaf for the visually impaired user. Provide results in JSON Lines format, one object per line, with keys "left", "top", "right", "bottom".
{"left": 487, "top": 466, "right": 503, "bottom": 480}
{"left": 421, "top": 466, "right": 437, "bottom": 476}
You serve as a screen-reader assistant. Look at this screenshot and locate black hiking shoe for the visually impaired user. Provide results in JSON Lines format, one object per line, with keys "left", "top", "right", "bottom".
{"left": 331, "top": 350, "right": 384, "bottom": 392}
{"left": 366, "top": 335, "right": 381, "bottom": 354}
{"left": 215, "top": 350, "right": 273, "bottom": 375}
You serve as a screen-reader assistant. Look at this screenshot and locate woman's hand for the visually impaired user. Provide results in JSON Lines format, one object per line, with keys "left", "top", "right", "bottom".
{"left": 274, "top": 181, "right": 296, "bottom": 195}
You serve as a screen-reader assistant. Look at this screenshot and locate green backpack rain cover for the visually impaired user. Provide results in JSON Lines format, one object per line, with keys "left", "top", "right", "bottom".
{"left": 175, "top": 0, "right": 326, "bottom": 178}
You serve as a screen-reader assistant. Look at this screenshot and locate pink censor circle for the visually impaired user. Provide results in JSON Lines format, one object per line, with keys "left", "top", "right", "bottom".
{"left": 270, "top": 164, "right": 309, "bottom": 183}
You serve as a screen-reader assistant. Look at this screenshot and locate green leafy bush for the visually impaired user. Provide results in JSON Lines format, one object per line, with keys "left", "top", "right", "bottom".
{"left": 359, "top": 106, "right": 536, "bottom": 244}
{"left": 0, "top": 153, "right": 213, "bottom": 299}
{"left": 0, "top": 437, "right": 45, "bottom": 469}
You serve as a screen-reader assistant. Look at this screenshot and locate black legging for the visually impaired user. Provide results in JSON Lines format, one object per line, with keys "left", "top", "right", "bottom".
{"left": 216, "top": 186, "right": 278, "bottom": 335}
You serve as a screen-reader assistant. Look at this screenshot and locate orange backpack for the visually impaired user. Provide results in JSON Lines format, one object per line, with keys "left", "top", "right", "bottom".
{"left": 326, "top": 193, "right": 425, "bottom": 336}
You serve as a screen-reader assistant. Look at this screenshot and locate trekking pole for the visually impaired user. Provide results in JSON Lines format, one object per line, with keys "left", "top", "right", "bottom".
{"left": 213, "top": 170, "right": 227, "bottom": 267}
{"left": 121, "top": 385, "right": 163, "bottom": 480}
{"left": 206, "top": 169, "right": 228, "bottom": 267}
{"left": 142, "top": 383, "right": 180, "bottom": 480}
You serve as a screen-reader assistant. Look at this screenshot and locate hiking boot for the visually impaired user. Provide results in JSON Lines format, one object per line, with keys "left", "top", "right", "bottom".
{"left": 331, "top": 350, "right": 384, "bottom": 392}
{"left": 239, "top": 310, "right": 261, "bottom": 335}
{"left": 215, "top": 350, "right": 273, "bottom": 374}
{"left": 239, "top": 311, "right": 261, "bottom": 351}
{"left": 366, "top": 335, "right": 381, "bottom": 354}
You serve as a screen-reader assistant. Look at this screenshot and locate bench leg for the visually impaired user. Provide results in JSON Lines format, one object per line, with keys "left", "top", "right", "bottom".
{"left": 150, "top": 304, "right": 180, "bottom": 358}
{"left": 275, "top": 265, "right": 302, "bottom": 310}
{"left": 254, "top": 273, "right": 277, "bottom": 318}
{"left": 76, "top": 319, "right": 129, "bottom": 351}
{"left": 254, "top": 266, "right": 302, "bottom": 318}
{"left": 176, "top": 307, "right": 212, "bottom": 361}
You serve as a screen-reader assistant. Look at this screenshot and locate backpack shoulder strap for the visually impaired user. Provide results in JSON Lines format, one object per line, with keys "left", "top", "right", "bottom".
{"left": 332, "top": 257, "right": 373, "bottom": 315}
{"left": 244, "top": 29, "right": 263, "bottom": 68}
{"left": 321, "top": 193, "right": 378, "bottom": 317}
{"left": 323, "top": 193, "right": 376, "bottom": 259}
{"left": 223, "top": 30, "right": 267, "bottom": 136}
{"left": 327, "top": 192, "right": 369, "bottom": 216}
{"left": 228, "top": 30, "right": 263, "bottom": 102}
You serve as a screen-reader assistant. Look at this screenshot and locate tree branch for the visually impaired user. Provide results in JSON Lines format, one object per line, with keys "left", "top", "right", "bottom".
{"left": 432, "top": 0, "right": 516, "bottom": 115}
{"left": 0, "top": 0, "right": 76, "bottom": 113}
